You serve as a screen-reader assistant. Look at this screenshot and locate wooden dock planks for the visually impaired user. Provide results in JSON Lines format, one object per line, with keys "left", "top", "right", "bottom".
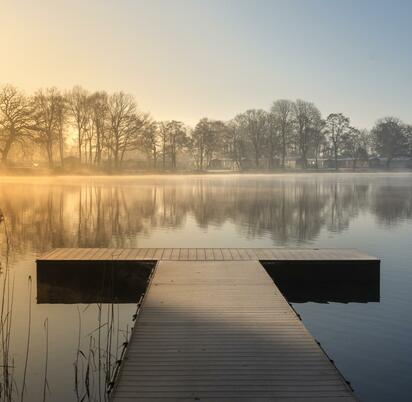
{"left": 110, "top": 260, "right": 357, "bottom": 401}
{"left": 35, "top": 248, "right": 375, "bottom": 400}
{"left": 38, "top": 247, "right": 378, "bottom": 263}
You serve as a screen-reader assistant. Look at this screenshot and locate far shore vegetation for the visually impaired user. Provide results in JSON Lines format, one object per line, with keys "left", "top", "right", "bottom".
{"left": 1, "top": 84, "right": 412, "bottom": 174}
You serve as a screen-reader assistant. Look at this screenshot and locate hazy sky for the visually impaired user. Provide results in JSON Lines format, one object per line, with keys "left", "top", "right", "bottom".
{"left": 1, "top": 0, "right": 411, "bottom": 128}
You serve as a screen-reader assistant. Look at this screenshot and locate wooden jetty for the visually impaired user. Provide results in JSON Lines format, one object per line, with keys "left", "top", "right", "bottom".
{"left": 38, "top": 248, "right": 379, "bottom": 401}
{"left": 39, "top": 247, "right": 377, "bottom": 262}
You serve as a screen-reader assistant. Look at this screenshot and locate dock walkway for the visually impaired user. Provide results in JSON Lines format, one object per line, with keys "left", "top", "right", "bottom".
{"left": 39, "top": 247, "right": 376, "bottom": 262}
{"left": 37, "top": 248, "right": 378, "bottom": 401}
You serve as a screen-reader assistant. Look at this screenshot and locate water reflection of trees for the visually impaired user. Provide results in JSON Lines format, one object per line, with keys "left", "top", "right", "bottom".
{"left": 1, "top": 177, "right": 412, "bottom": 253}
{"left": 370, "top": 185, "right": 412, "bottom": 227}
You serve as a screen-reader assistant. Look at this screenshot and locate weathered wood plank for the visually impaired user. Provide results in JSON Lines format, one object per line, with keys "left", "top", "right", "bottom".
{"left": 145, "top": 248, "right": 157, "bottom": 260}
{"left": 125, "top": 248, "right": 140, "bottom": 260}
{"left": 111, "top": 260, "right": 357, "bottom": 401}
{"left": 40, "top": 248, "right": 58, "bottom": 260}
{"left": 196, "top": 248, "right": 206, "bottom": 261}
{"left": 38, "top": 247, "right": 378, "bottom": 263}
{"left": 212, "top": 248, "right": 223, "bottom": 260}
{"left": 171, "top": 248, "right": 180, "bottom": 260}
{"left": 48, "top": 248, "right": 69, "bottom": 260}
{"left": 221, "top": 248, "right": 232, "bottom": 260}
{"left": 87, "top": 248, "right": 106, "bottom": 260}
{"left": 229, "top": 248, "right": 241, "bottom": 260}
{"left": 236, "top": 248, "right": 250, "bottom": 260}
{"left": 179, "top": 248, "right": 188, "bottom": 260}
{"left": 84, "top": 248, "right": 101, "bottom": 260}
{"left": 205, "top": 248, "right": 214, "bottom": 261}
{"left": 245, "top": 248, "right": 258, "bottom": 259}
{"left": 188, "top": 248, "right": 197, "bottom": 261}
{"left": 153, "top": 248, "right": 164, "bottom": 260}
{"left": 72, "top": 248, "right": 94, "bottom": 260}
{"left": 117, "top": 248, "right": 130, "bottom": 260}
{"left": 162, "top": 248, "right": 173, "bottom": 260}
{"left": 134, "top": 248, "right": 147, "bottom": 259}
{"left": 93, "top": 248, "right": 111, "bottom": 260}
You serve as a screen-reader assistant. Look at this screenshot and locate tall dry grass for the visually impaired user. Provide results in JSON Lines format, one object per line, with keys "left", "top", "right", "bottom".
{"left": 0, "top": 209, "right": 15, "bottom": 402}
{"left": 1, "top": 212, "right": 143, "bottom": 401}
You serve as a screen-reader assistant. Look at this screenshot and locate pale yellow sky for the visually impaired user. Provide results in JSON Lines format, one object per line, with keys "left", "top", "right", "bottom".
{"left": 1, "top": 0, "right": 412, "bottom": 128}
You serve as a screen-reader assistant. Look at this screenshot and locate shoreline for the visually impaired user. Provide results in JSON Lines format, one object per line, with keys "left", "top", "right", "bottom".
{"left": 1, "top": 169, "right": 412, "bottom": 180}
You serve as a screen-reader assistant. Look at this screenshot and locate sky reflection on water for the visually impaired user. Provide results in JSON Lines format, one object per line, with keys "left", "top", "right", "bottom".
{"left": 0, "top": 173, "right": 412, "bottom": 401}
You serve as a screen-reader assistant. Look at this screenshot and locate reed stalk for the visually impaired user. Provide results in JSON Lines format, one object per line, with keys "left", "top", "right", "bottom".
{"left": 0, "top": 210, "right": 15, "bottom": 402}
{"left": 20, "top": 276, "right": 32, "bottom": 402}
{"left": 42, "top": 318, "right": 49, "bottom": 402}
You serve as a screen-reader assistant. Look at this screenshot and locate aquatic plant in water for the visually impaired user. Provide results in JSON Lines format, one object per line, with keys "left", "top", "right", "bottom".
{"left": 0, "top": 209, "right": 15, "bottom": 402}
{"left": 0, "top": 211, "right": 135, "bottom": 402}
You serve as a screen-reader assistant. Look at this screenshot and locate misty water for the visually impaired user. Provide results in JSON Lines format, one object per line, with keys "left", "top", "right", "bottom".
{"left": 1, "top": 173, "right": 412, "bottom": 402}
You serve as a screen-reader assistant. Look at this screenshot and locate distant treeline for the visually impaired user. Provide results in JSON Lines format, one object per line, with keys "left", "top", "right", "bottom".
{"left": 1, "top": 84, "right": 412, "bottom": 171}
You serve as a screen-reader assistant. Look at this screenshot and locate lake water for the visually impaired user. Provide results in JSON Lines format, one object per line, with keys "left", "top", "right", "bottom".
{"left": 1, "top": 173, "right": 412, "bottom": 402}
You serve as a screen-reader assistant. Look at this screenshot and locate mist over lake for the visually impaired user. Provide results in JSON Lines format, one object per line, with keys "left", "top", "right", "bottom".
{"left": 0, "top": 173, "right": 411, "bottom": 401}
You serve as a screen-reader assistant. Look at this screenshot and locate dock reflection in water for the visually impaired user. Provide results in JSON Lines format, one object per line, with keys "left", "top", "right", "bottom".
{"left": 37, "top": 259, "right": 380, "bottom": 304}
{"left": 262, "top": 261, "right": 380, "bottom": 303}
{"left": 36, "top": 261, "right": 154, "bottom": 304}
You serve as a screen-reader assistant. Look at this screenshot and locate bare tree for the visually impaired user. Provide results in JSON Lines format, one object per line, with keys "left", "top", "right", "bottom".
{"left": 192, "top": 118, "right": 209, "bottom": 170}
{"left": 266, "top": 112, "right": 280, "bottom": 169}
{"left": 372, "top": 117, "right": 407, "bottom": 168}
{"left": 0, "top": 85, "right": 33, "bottom": 163}
{"left": 325, "top": 113, "right": 350, "bottom": 170}
{"left": 31, "top": 88, "right": 64, "bottom": 167}
{"left": 192, "top": 118, "right": 226, "bottom": 170}
{"left": 158, "top": 121, "right": 169, "bottom": 170}
{"left": 292, "top": 100, "right": 321, "bottom": 168}
{"left": 271, "top": 100, "right": 293, "bottom": 168}
{"left": 405, "top": 125, "right": 412, "bottom": 156}
{"left": 1, "top": 83, "right": 390, "bottom": 173}
{"left": 205, "top": 120, "right": 226, "bottom": 167}
{"left": 235, "top": 109, "right": 267, "bottom": 168}
{"left": 89, "top": 91, "right": 109, "bottom": 166}
{"left": 224, "top": 120, "right": 244, "bottom": 170}
{"left": 342, "top": 127, "right": 369, "bottom": 169}
{"left": 138, "top": 120, "right": 158, "bottom": 169}
{"left": 312, "top": 118, "right": 326, "bottom": 168}
{"left": 68, "top": 86, "right": 90, "bottom": 164}
{"left": 107, "top": 92, "right": 149, "bottom": 169}
{"left": 107, "top": 92, "right": 137, "bottom": 169}
{"left": 156, "top": 120, "right": 188, "bottom": 170}
{"left": 167, "top": 121, "right": 188, "bottom": 170}
{"left": 55, "top": 95, "right": 67, "bottom": 166}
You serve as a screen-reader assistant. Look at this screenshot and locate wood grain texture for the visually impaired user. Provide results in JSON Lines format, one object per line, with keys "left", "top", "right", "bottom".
{"left": 110, "top": 260, "right": 357, "bottom": 401}
{"left": 39, "top": 247, "right": 378, "bottom": 262}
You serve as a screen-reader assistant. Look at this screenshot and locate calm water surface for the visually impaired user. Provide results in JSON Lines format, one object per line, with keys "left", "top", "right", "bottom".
{"left": 1, "top": 173, "right": 412, "bottom": 401}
